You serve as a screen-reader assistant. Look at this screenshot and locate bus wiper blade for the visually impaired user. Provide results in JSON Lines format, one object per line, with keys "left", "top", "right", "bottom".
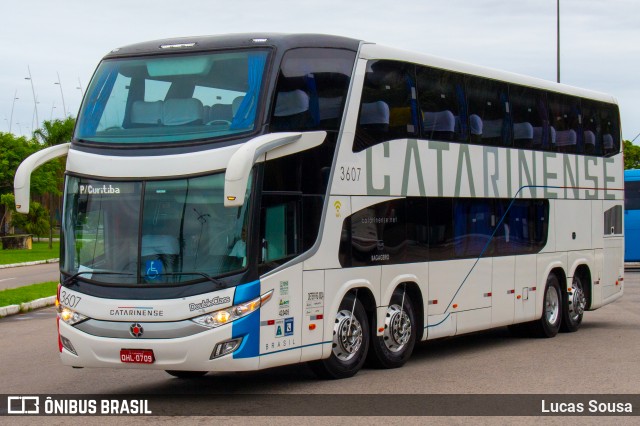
{"left": 143, "top": 272, "right": 225, "bottom": 288}
{"left": 63, "top": 271, "right": 134, "bottom": 286}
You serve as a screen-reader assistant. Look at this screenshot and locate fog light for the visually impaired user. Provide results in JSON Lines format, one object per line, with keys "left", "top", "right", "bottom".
{"left": 211, "top": 338, "right": 242, "bottom": 359}
{"left": 60, "top": 335, "right": 77, "bottom": 355}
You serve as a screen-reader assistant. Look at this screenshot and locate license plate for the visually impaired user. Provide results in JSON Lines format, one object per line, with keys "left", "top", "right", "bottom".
{"left": 120, "top": 349, "right": 155, "bottom": 364}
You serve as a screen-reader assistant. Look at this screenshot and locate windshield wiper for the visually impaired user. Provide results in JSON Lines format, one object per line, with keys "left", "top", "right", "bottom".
{"left": 63, "top": 271, "right": 134, "bottom": 286}
{"left": 143, "top": 272, "right": 225, "bottom": 288}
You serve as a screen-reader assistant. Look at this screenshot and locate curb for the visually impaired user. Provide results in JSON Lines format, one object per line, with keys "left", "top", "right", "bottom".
{"left": 0, "top": 295, "right": 56, "bottom": 318}
{"left": 0, "top": 259, "right": 59, "bottom": 269}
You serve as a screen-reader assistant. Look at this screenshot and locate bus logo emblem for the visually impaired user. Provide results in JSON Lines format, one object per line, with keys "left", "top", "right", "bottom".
{"left": 130, "top": 323, "right": 144, "bottom": 338}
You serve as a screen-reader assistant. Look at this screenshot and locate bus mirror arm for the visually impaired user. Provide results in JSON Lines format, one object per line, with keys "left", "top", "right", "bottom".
{"left": 14, "top": 142, "right": 70, "bottom": 213}
{"left": 224, "top": 131, "right": 326, "bottom": 207}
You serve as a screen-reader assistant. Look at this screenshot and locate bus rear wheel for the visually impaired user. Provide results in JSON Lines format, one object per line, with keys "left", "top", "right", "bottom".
{"left": 367, "top": 287, "right": 416, "bottom": 369}
{"left": 561, "top": 274, "right": 586, "bottom": 333}
{"left": 165, "top": 370, "right": 208, "bottom": 379}
{"left": 309, "top": 293, "right": 369, "bottom": 380}
{"left": 529, "top": 273, "right": 562, "bottom": 338}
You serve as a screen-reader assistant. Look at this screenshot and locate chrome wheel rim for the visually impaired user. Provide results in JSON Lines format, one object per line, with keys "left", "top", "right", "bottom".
{"left": 545, "top": 285, "right": 560, "bottom": 325}
{"left": 332, "top": 310, "right": 363, "bottom": 361}
{"left": 383, "top": 304, "right": 411, "bottom": 353}
{"left": 569, "top": 278, "right": 586, "bottom": 322}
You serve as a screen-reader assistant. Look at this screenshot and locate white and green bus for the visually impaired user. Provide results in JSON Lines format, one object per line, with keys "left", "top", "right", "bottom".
{"left": 15, "top": 34, "right": 624, "bottom": 379}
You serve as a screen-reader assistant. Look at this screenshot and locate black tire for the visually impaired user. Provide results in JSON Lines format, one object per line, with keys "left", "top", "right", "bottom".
{"left": 165, "top": 370, "right": 208, "bottom": 379}
{"left": 560, "top": 274, "right": 586, "bottom": 333}
{"left": 308, "top": 293, "right": 369, "bottom": 380}
{"left": 367, "top": 287, "right": 416, "bottom": 369}
{"left": 529, "top": 273, "right": 562, "bottom": 338}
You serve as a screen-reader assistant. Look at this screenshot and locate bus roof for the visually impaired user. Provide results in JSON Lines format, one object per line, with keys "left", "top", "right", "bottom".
{"left": 104, "top": 33, "right": 363, "bottom": 59}
{"left": 103, "top": 33, "right": 617, "bottom": 105}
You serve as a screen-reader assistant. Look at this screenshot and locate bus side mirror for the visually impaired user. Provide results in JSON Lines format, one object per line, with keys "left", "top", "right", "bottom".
{"left": 14, "top": 143, "right": 70, "bottom": 213}
{"left": 224, "top": 131, "right": 326, "bottom": 207}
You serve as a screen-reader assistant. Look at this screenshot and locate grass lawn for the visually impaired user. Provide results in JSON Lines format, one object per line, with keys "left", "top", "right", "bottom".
{"left": 0, "top": 240, "right": 60, "bottom": 265}
{"left": 0, "top": 281, "right": 57, "bottom": 307}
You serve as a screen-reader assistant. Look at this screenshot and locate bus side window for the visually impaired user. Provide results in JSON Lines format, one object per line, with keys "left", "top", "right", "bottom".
{"left": 270, "top": 48, "right": 356, "bottom": 132}
{"left": 601, "top": 104, "right": 620, "bottom": 156}
{"left": 510, "top": 86, "right": 547, "bottom": 150}
{"left": 353, "top": 60, "right": 418, "bottom": 152}
{"left": 416, "top": 66, "right": 467, "bottom": 143}
{"left": 466, "top": 77, "right": 511, "bottom": 147}
{"left": 548, "top": 93, "right": 580, "bottom": 154}
{"left": 260, "top": 195, "right": 300, "bottom": 265}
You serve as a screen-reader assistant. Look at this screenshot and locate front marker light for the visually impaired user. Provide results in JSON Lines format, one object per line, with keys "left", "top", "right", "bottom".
{"left": 192, "top": 289, "right": 273, "bottom": 328}
{"left": 57, "top": 305, "right": 88, "bottom": 326}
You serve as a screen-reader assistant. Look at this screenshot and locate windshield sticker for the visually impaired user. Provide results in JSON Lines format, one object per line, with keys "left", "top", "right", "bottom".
{"left": 144, "top": 260, "right": 163, "bottom": 281}
{"left": 278, "top": 298, "right": 290, "bottom": 317}
{"left": 279, "top": 281, "right": 289, "bottom": 296}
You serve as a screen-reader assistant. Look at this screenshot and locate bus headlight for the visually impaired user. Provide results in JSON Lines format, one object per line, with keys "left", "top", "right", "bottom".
{"left": 192, "top": 289, "right": 273, "bottom": 328}
{"left": 57, "top": 306, "right": 88, "bottom": 326}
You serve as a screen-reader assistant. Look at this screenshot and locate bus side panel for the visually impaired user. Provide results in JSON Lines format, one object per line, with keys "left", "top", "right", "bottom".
{"left": 491, "top": 256, "right": 515, "bottom": 327}
{"left": 258, "top": 264, "right": 303, "bottom": 369}
{"left": 300, "top": 270, "right": 326, "bottom": 363}
{"left": 513, "top": 254, "right": 537, "bottom": 323}
{"left": 554, "top": 200, "right": 592, "bottom": 252}
{"left": 428, "top": 258, "right": 491, "bottom": 317}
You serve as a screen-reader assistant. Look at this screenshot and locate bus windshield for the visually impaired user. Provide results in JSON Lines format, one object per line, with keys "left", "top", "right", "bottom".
{"left": 75, "top": 49, "right": 269, "bottom": 145}
{"left": 61, "top": 173, "right": 251, "bottom": 285}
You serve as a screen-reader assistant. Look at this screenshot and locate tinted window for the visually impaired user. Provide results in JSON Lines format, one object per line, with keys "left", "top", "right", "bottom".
{"left": 353, "top": 60, "right": 418, "bottom": 152}
{"left": 338, "top": 197, "right": 549, "bottom": 266}
{"left": 270, "top": 48, "right": 356, "bottom": 132}
{"left": 548, "top": 93, "right": 580, "bottom": 153}
{"left": 466, "top": 77, "right": 510, "bottom": 147}
{"left": 600, "top": 104, "right": 621, "bottom": 156}
{"left": 416, "top": 66, "right": 468, "bottom": 143}
{"left": 510, "top": 86, "right": 549, "bottom": 150}
{"left": 625, "top": 181, "right": 640, "bottom": 211}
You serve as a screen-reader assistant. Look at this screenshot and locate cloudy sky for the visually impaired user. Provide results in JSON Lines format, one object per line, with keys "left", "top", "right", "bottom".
{"left": 2, "top": 0, "right": 639, "bottom": 142}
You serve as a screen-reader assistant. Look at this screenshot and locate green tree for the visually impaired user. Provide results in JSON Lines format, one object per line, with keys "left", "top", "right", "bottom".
{"left": 33, "top": 117, "right": 75, "bottom": 147}
{"left": 10, "top": 200, "right": 50, "bottom": 239}
{"left": 624, "top": 140, "right": 640, "bottom": 170}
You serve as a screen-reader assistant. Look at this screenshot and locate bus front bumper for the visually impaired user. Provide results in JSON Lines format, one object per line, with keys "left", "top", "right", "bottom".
{"left": 58, "top": 319, "right": 260, "bottom": 372}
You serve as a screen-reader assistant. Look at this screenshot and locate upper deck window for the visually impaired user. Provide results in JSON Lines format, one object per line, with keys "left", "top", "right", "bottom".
{"left": 269, "top": 48, "right": 356, "bottom": 132}
{"left": 75, "top": 50, "right": 269, "bottom": 145}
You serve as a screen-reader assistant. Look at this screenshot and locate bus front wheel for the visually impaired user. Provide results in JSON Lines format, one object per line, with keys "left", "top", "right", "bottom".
{"left": 309, "top": 293, "right": 369, "bottom": 379}
{"left": 367, "top": 287, "right": 416, "bottom": 369}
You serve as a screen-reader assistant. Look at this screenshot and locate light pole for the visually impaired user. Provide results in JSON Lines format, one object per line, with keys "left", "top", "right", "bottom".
{"left": 50, "top": 101, "right": 56, "bottom": 120}
{"left": 9, "top": 91, "right": 18, "bottom": 133}
{"left": 55, "top": 72, "right": 67, "bottom": 117}
{"left": 25, "top": 66, "right": 39, "bottom": 127}
{"left": 76, "top": 77, "right": 84, "bottom": 96}
{"left": 31, "top": 96, "right": 40, "bottom": 131}
{"left": 557, "top": 0, "right": 560, "bottom": 83}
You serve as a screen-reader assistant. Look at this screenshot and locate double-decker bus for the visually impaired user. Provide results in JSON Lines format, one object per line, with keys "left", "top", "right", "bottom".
{"left": 625, "top": 169, "right": 640, "bottom": 261}
{"left": 15, "top": 34, "right": 624, "bottom": 379}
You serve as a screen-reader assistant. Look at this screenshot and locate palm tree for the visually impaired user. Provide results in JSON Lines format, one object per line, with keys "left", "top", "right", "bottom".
{"left": 33, "top": 117, "right": 75, "bottom": 147}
